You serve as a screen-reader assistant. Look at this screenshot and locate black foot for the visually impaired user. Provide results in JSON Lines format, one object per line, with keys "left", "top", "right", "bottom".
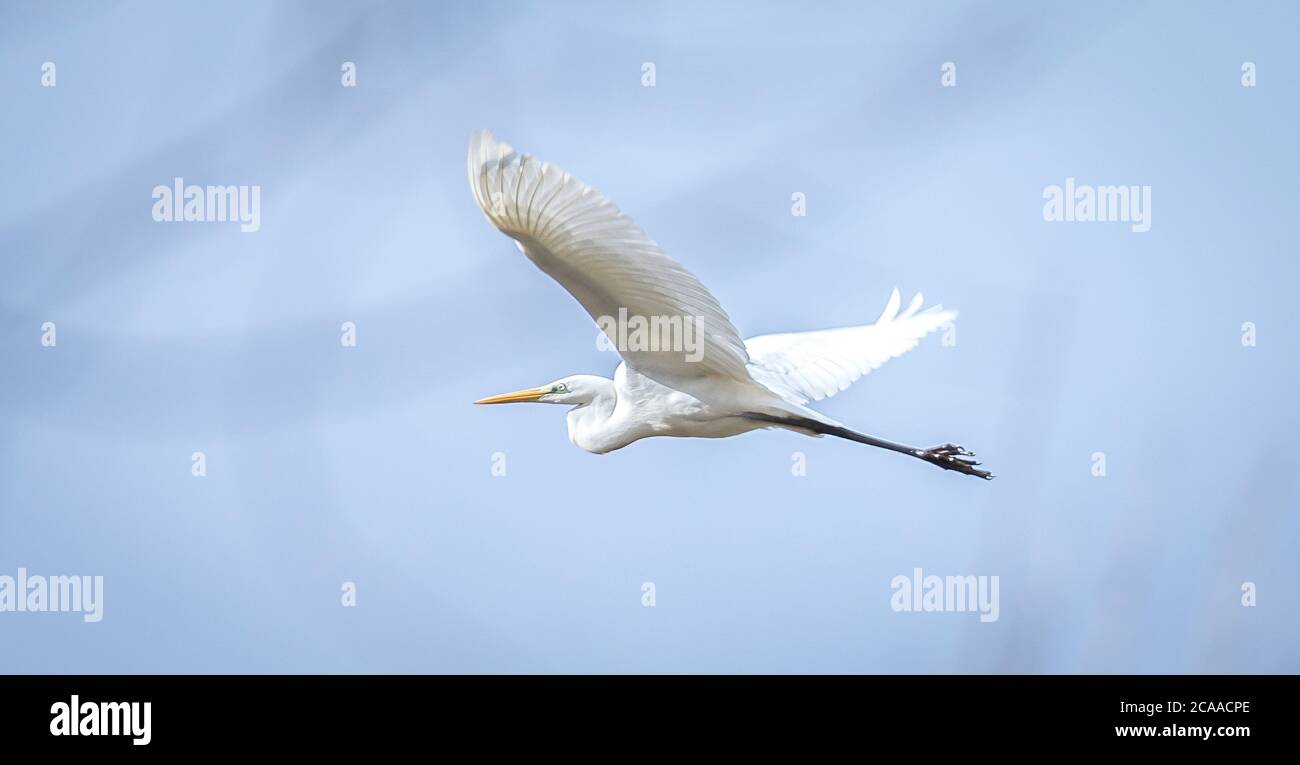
{"left": 916, "top": 443, "right": 993, "bottom": 480}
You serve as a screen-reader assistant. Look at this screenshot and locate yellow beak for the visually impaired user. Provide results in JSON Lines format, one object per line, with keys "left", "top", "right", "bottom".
{"left": 474, "top": 387, "right": 547, "bottom": 405}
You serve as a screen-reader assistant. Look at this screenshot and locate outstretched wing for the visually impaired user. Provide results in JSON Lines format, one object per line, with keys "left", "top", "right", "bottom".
{"left": 744, "top": 289, "right": 955, "bottom": 405}
{"left": 467, "top": 130, "right": 752, "bottom": 388}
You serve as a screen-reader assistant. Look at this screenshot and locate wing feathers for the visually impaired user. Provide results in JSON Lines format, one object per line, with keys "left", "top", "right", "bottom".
{"left": 745, "top": 289, "right": 956, "bottom": 405}
{"left": 878, "top": 287, "right": 902, "bottom": 324}
{"left": 469, "top": 131, "right": 955, "bottom": 410}
{"left": 468, "top": 130, "right": 753, "bottom": 388}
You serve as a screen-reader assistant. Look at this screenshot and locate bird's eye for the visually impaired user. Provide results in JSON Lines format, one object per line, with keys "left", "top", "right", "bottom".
{"left": 554, "top": 384, "right": 567, "bottom": 393}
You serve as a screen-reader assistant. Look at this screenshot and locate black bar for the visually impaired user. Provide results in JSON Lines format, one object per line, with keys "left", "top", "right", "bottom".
{"left": 0, "top": 675, "right": 1287, "bottom": 750}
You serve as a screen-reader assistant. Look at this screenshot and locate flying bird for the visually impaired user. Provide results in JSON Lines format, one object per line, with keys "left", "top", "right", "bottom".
{"left": 468, "top": 131, "right": 991, "bottom": 479}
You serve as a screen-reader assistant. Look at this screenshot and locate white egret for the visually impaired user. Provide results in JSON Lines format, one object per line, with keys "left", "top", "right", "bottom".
{"left": 469, "top": 131, "right": 991, "bottom": 479}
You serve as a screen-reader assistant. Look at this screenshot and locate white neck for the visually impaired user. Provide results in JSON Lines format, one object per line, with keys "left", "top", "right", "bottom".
{"left": 565, "top": 377, "right": 620, "bottom": 453}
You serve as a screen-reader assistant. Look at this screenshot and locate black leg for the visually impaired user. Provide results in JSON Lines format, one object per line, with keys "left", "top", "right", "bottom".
{"left": 741, "top": 413, "right": 994, "bottom": 480}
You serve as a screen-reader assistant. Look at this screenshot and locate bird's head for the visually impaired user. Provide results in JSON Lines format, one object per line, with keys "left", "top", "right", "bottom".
{"left": 475, "top": 375, "right": 608, "bottom": 406}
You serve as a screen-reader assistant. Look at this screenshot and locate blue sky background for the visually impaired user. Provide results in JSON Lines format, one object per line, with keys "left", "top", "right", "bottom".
{"left": 1, "top": 0, "right": 1297, "bottom": 673}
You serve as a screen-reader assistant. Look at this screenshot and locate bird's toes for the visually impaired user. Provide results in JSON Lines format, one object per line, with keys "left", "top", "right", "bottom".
{"left": 926, "top": 443, "right": 973, "bottom": 457}
{"left": 921, "top": 443, "right": 993, "bottom": 479}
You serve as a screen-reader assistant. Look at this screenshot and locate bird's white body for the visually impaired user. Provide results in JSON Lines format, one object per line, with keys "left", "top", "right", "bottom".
{"left": 468, "top": 130, "right": 991, "bottom": 478}
{"left": 564, "top": 365, "right": 769, "bottom": 454}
